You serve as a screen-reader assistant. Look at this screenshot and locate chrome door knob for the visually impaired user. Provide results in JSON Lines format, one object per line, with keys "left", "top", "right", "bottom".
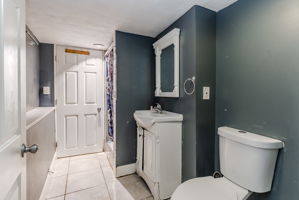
{"left": 21, "top": 144, "right": 38, "bottom": 157}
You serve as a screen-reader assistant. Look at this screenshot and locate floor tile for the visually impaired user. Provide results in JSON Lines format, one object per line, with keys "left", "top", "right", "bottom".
{"left": 118, "top": 174, "right": 152, "bottom": 199}
{"left": 98, "top": 154, "right": 111, "bottom": 168}
{"left": 143, "top": 197, "right": 154, "bottom": 200}
{"left": 70, "top": 153, "right": 100, "bottom": 160}
{"left": 45, "top": 175, "right": 67, "bottom": 199}
{"left": 65, "top": 186, "right": 110, "bottom": 200}
{"left": 66, "top": 169, "right": 106, "bottom": 193}
{"left": 118, "top": 174, "right": 140, "bottom": 185}
{"left": 107, "top": 180, "right": 135, "bottom": 200}
{"left": 47, "top": 195, "right": 65, "bottom": 200}
{"left": 43, "top": 153, "right": 154, "bottom": 200}
{"left": 68, "top": 156, "right": 101, "bottom": 174}
{"left": 50, "top": 157, "right": 69, "bottom": 177}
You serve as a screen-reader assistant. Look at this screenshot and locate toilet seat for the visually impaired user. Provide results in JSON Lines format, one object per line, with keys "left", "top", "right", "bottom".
{"left": 171, "top": 176, "right": 251, "bottom": 200}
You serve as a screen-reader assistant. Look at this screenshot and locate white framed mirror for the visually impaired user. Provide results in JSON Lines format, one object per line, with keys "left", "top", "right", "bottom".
{"left": 153, "top": 28, "right": 180, "bottom": 97}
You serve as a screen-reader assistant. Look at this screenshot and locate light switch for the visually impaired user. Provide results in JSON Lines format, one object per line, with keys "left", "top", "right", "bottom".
{"left": 43, "top": 86, "right": 51, "bottom": 95}
{"left": 203, "top": 87, "right": 210, "bottom": 100}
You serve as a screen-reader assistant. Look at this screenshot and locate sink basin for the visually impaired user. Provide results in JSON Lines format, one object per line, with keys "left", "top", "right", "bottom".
{"left": 134, "top": 110, "right": 183, "bottom": 128}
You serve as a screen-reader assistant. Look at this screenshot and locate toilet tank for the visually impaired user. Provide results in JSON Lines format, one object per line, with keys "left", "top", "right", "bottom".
{"left": 218, "top": 127, "right": 284, "bottom": 193}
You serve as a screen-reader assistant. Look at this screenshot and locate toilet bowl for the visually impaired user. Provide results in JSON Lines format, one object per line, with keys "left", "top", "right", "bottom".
{"left": 171, "top": 127, "right": 284, "bottom": 200}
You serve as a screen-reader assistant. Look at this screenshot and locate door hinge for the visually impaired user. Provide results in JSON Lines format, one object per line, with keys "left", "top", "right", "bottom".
{"left": 55, "top": 55, "right": 57, "bottom": 62}
{"left": 55, "top": 99, "right": 57, "bottom": 105}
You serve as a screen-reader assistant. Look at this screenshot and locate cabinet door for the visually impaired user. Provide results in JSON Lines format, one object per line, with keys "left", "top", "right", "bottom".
{"left": 143, "top": 130, "right": 156, "bottom": 181}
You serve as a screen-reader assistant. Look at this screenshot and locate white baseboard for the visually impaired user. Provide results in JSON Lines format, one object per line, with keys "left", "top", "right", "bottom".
{"left": 116, "top": 163, "right": 136, "bottom": 178}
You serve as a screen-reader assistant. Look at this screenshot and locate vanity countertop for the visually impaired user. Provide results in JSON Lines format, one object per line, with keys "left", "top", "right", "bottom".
{"left": 134, "top": 110, "right": 183, "bottom": 129}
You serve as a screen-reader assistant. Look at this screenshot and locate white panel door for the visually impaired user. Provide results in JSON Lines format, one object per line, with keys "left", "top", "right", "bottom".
{"left": 0, "top": 0, "right": 26, "bottom": 199}
{"left": 56, "top": 46, "right": 104, "bottom": 157}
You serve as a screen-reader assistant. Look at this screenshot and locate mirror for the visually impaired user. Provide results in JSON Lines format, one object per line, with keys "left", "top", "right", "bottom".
{"left": 153, "top": 28, "right": 180, "bottom": 97}
{"left": 161, "top": 44, "right": 174, "bottom": 92}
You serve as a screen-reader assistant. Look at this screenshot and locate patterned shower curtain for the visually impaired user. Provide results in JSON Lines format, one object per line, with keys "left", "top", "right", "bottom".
{"left": 105, "top": 49, "right": 114, "bottom": 142}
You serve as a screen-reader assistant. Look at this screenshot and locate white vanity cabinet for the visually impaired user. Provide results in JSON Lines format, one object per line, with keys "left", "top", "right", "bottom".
{"left": 134, "top": 110, "right": 183, "bottom": 200}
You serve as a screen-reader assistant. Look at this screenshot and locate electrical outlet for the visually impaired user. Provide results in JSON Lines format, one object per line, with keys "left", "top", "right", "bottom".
{"left": 203, "top": 87, "right": 210, "bottom": 100}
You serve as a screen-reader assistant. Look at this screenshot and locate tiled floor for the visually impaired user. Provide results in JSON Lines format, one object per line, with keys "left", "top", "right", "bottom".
{"left": 42, "top": 153, "right": 153, "bottom": 200}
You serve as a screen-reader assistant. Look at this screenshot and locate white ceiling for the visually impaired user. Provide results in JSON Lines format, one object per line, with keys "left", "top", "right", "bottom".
{"left": 26, "top": 0, "right": 238, "bottom": 50}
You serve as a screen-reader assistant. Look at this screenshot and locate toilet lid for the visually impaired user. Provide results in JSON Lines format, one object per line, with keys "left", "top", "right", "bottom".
{"left": 171, "top": 176, "right": 250, "bottom": 200}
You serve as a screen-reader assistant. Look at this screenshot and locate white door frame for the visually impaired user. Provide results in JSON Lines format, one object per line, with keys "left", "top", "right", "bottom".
{"left": 0, "top": 0, "right": 26, "bottom": 199}
{"left": 55, "top": 45, "right": 105, "bottom": 157}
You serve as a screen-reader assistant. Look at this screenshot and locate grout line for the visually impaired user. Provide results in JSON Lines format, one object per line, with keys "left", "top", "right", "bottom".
{"left": 65, "top": 185, "right": 99, "bottom": 195}
{"left": 56, "top": 153, "right": 110, "bottom": 199}
{"left": 63, "top": 158, "right": 71, "bottom": 199}
{"left": 64, "top": 153, "right": 111, "bottom": 198}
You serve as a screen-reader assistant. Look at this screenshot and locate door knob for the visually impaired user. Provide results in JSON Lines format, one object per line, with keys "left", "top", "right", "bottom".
{"left": 97, "top": 107, "right": 101, "bottom": 113}
{"left": 21, "top": 144, "right": 38, "bottom": 157}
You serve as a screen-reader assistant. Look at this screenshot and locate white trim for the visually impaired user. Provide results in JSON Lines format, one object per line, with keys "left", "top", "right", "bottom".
{"left": 38, "top": 152, "right": 57, "bottom": 200}
{"left": 103, "top": 37, "right": 117, "bottom": 175}
{"left": 105, "top": 41, "right": 115, "bottom": 57}
{"left": 116, "top": 163, "right": 136, "bottom": 178}
{"left": 153, "top": 28, "right": 180, "bottom": 98}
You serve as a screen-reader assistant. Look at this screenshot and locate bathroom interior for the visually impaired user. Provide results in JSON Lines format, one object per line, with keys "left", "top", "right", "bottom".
{"left": 0, "top": 0, "right": 298, "bottom": 200}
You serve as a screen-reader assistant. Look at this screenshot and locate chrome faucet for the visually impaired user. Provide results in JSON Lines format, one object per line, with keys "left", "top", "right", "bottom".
{"left": 152, "top": 103, "right": 163, "bottom": 113}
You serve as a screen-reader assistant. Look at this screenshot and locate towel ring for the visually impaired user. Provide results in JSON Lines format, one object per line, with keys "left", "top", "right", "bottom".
{"left": 184, "top": 76, "right": 196, "bottom": 95}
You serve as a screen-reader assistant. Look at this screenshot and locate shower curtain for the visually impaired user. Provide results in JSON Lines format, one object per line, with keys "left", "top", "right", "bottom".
{"left": 105, "top": 49, "right": 114, "bottom": 143}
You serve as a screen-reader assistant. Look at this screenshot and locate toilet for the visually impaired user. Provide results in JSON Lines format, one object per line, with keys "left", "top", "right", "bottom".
{"left": 172, "top": 126, "right": 284, "bottom": 200}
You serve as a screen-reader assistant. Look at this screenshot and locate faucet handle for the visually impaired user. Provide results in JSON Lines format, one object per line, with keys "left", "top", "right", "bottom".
{"left": 153, "top": 103, "right": 162, "bottom": 113}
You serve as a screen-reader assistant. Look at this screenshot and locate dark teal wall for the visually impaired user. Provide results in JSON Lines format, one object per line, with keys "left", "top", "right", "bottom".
{"left": 216, "top": 0, "right": 299, "bottom": 199}
{"left": 195, "top": 6, "right": 216, "bottom": 177}
{"left": 156, "top": 6, "right": 216, "bottom": 181}
{"left": 115, "top": 31, "right": 155, "bottom": 166}
{"left": 39, "top": 43, "right": 54, "bottom": 107}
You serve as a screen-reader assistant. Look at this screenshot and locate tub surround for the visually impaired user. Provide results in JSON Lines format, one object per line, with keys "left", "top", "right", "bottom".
{"left": 26, "top": 29, "right": 56, "bottom": 200}
{"left": 26, "top": 108, "right": 56, "bottom": 200}
{"left": 26, "top": 107, "right": 55, "bottom": 129}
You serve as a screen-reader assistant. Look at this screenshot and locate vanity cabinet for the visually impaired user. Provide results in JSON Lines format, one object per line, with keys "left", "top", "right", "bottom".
{"left": 134, "top": 110, "right": 183, "bottom": 200}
